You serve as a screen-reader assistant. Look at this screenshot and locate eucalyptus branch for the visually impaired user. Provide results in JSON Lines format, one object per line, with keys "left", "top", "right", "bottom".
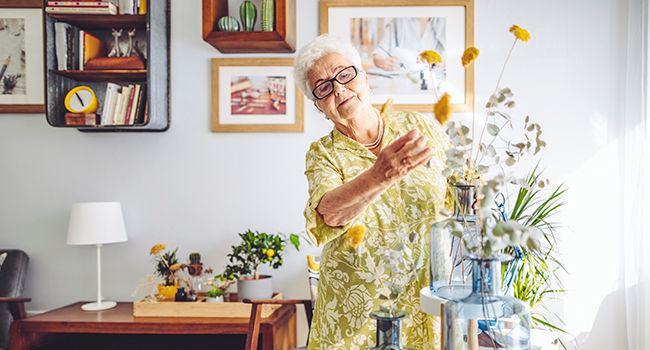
{"left": 473, "top": 38, "right": 518, "bottom": 168}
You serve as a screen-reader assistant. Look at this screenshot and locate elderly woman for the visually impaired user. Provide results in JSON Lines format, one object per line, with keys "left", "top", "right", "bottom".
{"left": 295, "top": 35, "right": 451, "bottom": 350}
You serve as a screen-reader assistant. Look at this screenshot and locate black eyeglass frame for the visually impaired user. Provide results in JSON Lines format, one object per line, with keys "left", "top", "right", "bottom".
{"left": 311, "top": 65, "right": 358, "bottom": 100}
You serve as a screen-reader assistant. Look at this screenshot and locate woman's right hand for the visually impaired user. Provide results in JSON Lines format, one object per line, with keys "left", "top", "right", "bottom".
{"left": 371, "top": 129, "right": 433, "bottom": 185}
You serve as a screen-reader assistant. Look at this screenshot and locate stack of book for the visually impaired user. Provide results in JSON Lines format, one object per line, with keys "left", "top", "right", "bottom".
{"left": 100, "top": 82, "right": 147, "bottom": 125}
{"left": 54, "top": 23, "right": 106, "bottom": 70}
{"left": 45, "top": 1, "right": 147, "bottom": 15}
{"left": 46, "top": 2, "right": 119, "bottom": 15}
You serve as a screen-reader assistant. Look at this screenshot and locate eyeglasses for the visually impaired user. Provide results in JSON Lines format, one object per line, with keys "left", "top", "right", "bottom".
{"left": 311, "top": 66, "right": 358, "bottom": 100}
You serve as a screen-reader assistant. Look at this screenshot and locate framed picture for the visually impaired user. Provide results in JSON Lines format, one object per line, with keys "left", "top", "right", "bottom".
{"left": 211, "top": 58, "right": 304, "bottom": 133}
{"left": 0, "top": 0, "right": 44, "bottom": 113}
{"left": 320, "top": 0, "right": 474, "bottom": 113}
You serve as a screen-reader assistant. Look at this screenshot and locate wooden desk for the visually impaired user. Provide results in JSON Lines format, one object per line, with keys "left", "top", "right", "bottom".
{"left": 10, "top": 302, "right": 296, "bottom": 350}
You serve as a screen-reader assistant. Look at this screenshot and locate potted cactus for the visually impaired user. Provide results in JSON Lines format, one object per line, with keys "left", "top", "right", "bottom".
{"left": 186, "top": 252, "right": 203, "bottom": 276}
{"left": 217, "top": 229, "right": 300, "bottom": 301}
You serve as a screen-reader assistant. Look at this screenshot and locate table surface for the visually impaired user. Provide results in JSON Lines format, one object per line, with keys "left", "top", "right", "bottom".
{"left": 17, "top": 301, "right": 295, "bottom": 334}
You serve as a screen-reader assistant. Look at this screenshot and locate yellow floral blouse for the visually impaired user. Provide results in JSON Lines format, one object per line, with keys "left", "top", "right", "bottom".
{"left": 304, "top": 110, "right": 452, "bottom": 350}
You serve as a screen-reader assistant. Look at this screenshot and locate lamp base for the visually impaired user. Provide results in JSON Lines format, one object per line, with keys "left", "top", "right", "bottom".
{"left": 81, "top": 301, "right": 117, "bottom": 311}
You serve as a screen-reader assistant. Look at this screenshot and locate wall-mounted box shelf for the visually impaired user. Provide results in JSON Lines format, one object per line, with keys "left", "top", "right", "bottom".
{"left": 202, "top": 0, "right": 296, "bottom": 53}
{"left": 44, "top": 0, "right": 170, "bottom": 132}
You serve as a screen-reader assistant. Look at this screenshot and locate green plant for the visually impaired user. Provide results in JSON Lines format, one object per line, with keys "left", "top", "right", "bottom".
{"left": 150, "top": 244, "right": 179, "bottom": 286}
{"left": 502, "top": 167, "right": 569, "bottom": 341}
{"left": 206, "top": 287, "right": 224, "bottom": 298}
{"left": 218, "top": 229, "right": 300, "bottom": 280}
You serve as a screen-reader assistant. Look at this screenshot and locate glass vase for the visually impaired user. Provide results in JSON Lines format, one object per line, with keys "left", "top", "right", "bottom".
{"left": 443, "top": 255, "right": 531, "bottom": 350}
{"left": 363, "top": 309, "right": 415, "bottom": 350}
{"left": 430, "top": 184, "right": 479, "bottom": 300}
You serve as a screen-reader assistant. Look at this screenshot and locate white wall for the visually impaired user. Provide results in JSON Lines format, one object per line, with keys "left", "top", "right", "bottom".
{"left": 0, "top": 0, "right": 631, "bottom": 348}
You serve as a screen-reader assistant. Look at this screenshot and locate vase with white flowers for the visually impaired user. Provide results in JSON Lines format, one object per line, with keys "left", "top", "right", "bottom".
{"left": 418, "top": 24, "right": 562, "bottom": 349}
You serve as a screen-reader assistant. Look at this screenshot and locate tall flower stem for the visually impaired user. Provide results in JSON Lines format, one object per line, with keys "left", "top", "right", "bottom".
{"left": 472, "top": 38, "right": 518, "bottom": 169}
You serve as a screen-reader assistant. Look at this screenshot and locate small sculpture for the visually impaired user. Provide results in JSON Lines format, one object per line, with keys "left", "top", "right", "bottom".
{"left": 108, "top": 28, "right": 123, "bottom": 57}
{"left": 125, "top": 28, "right": 137, "bottom": 57}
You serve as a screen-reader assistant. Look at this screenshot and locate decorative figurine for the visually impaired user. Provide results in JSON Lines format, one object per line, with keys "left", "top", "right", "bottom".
{"left": 240, "top": 1, "right": 257, "bottom": 31}
{"left": 125, "top": 28, "right": 137, "bottom": 57}
{"left": 108, "top": 28, "right": 123, "bottom": 57}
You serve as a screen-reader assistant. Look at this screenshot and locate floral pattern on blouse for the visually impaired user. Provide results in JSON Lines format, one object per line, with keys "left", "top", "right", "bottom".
{"left": 304, "top": 110, "right": 453, "bottom": 350}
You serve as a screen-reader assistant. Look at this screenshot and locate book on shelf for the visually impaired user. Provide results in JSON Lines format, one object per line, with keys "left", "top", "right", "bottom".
{"left": 45, "top": 2, "right": 119, "bottom": 15}
{"left": 100, "top": 82, "right": 146, "bottom": 126}
{"left": 78, "top": 30, "right": 107, "bottom": 70}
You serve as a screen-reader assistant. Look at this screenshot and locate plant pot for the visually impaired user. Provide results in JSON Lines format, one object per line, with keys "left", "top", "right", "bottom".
{"left": 237, "top": 275, "right": 273, "bottom": 300}
{"left": 206, "top": 296, "right": 224, "bottom": 303}
{"left": 157, "top": 284, "right": 177, "bottom": 298}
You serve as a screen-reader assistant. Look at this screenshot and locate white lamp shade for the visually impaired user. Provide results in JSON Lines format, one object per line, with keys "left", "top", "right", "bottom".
{"left": 67, "top": 202, "right": 128, "bottom": 245}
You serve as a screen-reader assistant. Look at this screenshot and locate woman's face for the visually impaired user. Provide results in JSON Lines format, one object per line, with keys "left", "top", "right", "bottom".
{"left": 307, "top": 53, "right": 371, "bottom": 124}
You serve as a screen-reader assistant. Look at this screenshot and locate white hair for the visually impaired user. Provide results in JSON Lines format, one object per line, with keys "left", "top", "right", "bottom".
{"left": 293, "top": 34, "right": 362, "bottom": 101}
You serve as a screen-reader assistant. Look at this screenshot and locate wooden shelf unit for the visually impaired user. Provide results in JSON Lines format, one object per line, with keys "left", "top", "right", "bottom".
{"left": 46, "top": 14, "right": 146, "bottom": 29}
{"left": 50, "top": 69, "right": 148, "bottom": 81}
{"left": 202, "top": 0, "right": 296, "bottom": 53}
{"left": 44, "top": 1, "right": 170, "bottom": 132}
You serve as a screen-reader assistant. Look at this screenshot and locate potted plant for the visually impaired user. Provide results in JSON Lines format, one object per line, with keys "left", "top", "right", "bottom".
{"left": 217, "top": 229, "right": 300, "bottom": 301}
{"left": 206, "top": 286, "right": 224, "bottom": 303}
{"left": 149, "top": 244, "right": 180, "bottom": 298}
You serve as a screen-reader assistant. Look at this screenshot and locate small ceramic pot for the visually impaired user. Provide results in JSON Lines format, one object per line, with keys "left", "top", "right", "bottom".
{"left": 157, "top": 284, "right": 178, "bottom": 298}
{"left": 237, "top": 275, "right": 273, "bottom": 300}
{"left": 206, "top": 295, "right": 224, "bottom": 303}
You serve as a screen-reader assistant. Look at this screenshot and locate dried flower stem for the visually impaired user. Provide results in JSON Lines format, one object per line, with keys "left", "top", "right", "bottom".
{"left": 472, "top": 38, "right": 518, "bottom": 169}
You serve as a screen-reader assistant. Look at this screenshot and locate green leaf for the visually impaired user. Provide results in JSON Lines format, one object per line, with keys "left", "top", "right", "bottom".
{"left": 487, "top": 123, "right": 500, "bottom": 136}
{"left": 289, "top": 233, "right": 300, "bottom": 251}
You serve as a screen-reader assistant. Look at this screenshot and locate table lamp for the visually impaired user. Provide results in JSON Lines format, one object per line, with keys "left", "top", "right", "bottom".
{"left": 67, "top": 202, "right": 128, "bottom": 311}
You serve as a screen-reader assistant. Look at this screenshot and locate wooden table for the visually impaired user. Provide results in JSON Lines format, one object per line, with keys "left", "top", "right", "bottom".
{"left": 10, "top": 302, "right": 296, "bottom": 350}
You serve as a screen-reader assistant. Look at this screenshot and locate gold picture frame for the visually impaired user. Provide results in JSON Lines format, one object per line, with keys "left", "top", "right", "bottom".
{"left": 320, "top": 0, "right": 474, "bottom": 113}
{"left": 0, "top": 0, "right": 45, "bottom": 113}
{"left": 211, "top": 58, "right": 304, "bottom": 133}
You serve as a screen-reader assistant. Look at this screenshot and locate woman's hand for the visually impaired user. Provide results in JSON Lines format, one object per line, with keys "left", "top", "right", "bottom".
{"left": 371, "top": 129, "right": 433, "bottom": 184}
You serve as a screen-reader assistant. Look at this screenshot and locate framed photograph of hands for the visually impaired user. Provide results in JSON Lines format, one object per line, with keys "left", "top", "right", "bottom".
{"left": 320, "top": 0, "right": 474, "bottom": 113}
{"left": 0, "top": 0, "right": 44, "bottom": 113}
{"left": 211, "top": 58, "right": 304, "bottom": 132}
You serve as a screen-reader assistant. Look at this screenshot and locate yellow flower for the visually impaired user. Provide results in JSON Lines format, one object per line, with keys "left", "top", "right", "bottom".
{"left": 509, "top": 25, "right": 530, "bottom": 42}
{"left": 169, "top": 264, "right": 180, "bottom": 271}
{"left": 434, "top": 93, "right": 452, "bottom": 125}
{"left": 419, "top": 50, "right": 443, "bottom": 65}
{"left": 149, "top": 243, "right": 166, "bottom": 255}
{"left": 266, "top": 249, "right": 275, "bottom": 257}
{"left": 461, "top": 47, "right": 480, "bottom": 68}
{"left": 346, "top": 225, "right": 366, "bottom": 249}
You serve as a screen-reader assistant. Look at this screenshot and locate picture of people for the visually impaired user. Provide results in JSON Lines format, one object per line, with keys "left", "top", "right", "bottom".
{"left": 0, "top": 18, "right": 27, "bottom": 95}
{"left": 350, "top": 17, "right": 446, "bottom": 96}
{"left": 230, "top": 75, "right": 286, "bottom": 115}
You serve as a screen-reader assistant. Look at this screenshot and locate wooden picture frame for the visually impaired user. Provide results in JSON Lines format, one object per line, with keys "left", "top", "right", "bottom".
{"left": 211, "top": 58, "right": 304, "bottom": 133}
{"left": 320, "top": 0, "right": 474, "bottom": 113}
{"left": 0, "top": 0, "right": 45, "bottom": 113}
